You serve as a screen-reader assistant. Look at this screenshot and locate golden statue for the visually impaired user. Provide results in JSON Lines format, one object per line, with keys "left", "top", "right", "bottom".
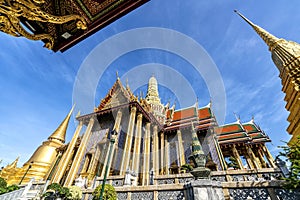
{"left": 0, "top": 0, "right": 87, "bottom": 49}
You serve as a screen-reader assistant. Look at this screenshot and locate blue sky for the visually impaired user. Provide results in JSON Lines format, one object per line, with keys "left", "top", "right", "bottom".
{"left": 0, "top": 0, "right": 299, "bottom": 166}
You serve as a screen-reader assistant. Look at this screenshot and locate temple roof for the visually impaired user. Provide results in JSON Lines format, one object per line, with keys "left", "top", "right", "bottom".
{"left": 216, "top": 118, "right": 270, "bottom": 145}
{"left": 164, "top": 103, "right": 216, "bottom": 131}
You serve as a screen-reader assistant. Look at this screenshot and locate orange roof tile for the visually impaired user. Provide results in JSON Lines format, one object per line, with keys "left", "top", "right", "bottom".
{"left": 198, "top": 108, "right": 212, "bottom": 119}
{"left": 243, "top": 124, "right": 258, "bottom": 133}
{"left": 215, "top": 124, "right": 243, "bottom": 134}
{"left": 172, "top": 107, "right": 196, "bottom": 121}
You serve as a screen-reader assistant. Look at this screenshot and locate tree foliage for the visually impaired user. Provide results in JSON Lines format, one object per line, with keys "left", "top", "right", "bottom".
{"left": 227, "top": 156, "right": 239, "bottom": 169}
{"left": 92, "top": 184, "right": 117, "bottom": 200}
{"left": 278, "top": 137, "right": 300, "bottom": 190}
{"left": 67, "top": 185, "right": 82, "bottom": 200}
{"left": 0, "top": 178, "right": 20, "bottom": 195}
{"left": 180, "top": 164, "right": 193, "bottom": 172}
{"left": 0, "top": 177, "right": 7, "bottom": 189}
{"left": 43, "top": 183, "right": 70, "bottom": 199}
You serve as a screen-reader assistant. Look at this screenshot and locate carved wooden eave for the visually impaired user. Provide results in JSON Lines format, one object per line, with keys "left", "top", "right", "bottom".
{"left": 0, "top": 0, "right": 149, "bottom": 51}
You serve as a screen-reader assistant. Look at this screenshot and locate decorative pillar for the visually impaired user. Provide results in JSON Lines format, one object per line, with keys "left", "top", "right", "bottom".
{"left": 64, "top": 117, "right": 95, "bottom": 186}
{"left": 243, "top": 147, "right": 255, "bottom": 170}
{"left": 232, "top": 144, "right": 244, "bottom": 169}
{"left": 262, "top": 144, "right": 276, "bottom": 168}
{"left": 251, "top": 147, "right": 263, "bottom": 169}
{"left": 257, "top": 146, "right": 267, "bottom": 168}
{"left": 120, "top": 106, "right": 136, "bottom": 175}
{"left": 142, "top": 122, "right": 151, "bottom": 185}
{"left": 132, "top": 113, "right": 143, "bottom": 174}
{"left": 177, "top": 130, "right": 186, "bottom": 167}
{"left": 160, "top": 132, "right": 164, "bottom": 175}
{"left": 153, "top": 125, "right": 159, "bottom": 175}
{"left": 164, "top": 135, "right": 170, "bottom": 175}
{"left": 101, "top": 110, "right": 123, "bottom": 177}
{"left": 246, "top": 145, "right": 261, "bottom": 169}
{"left": 52, "top": 121, "right": 83, "bottom": 183}
{"left": 213, "top": 136, "right": 227, "bottom": 170}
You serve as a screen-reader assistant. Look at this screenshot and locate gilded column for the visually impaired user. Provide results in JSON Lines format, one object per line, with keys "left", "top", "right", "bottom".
{"left": 87, "top": 146, "right": 101, "bottom": 177}
{"left": 257, "top": 146, "right": 267, "bottom": 168}
{"left": 243, "top": 147, "right": 255, "bottom": 170}
{"left": 52, "top": 121, "right": 83, "bottom": 183}
{"left": 232, "top": 144, "right": 244, "bottom": 170}
{"left": 132, "top": 113, "right": 143, "bottom": 174}
{"left": 164, "top": 135, "right": 170, "bottom": 175}
{"left": 120, "top": 106, "right": 137, "bottom": 175}
{"left": 262, "top": 144, "right": 276, "bottom": 168}
{"left": 177, "top": 130, "right": 186, "bottom": 167}
{"left": 246, "top": 145, "right": 261, "bottom": 169}
{"left": 160, "top": 132, "right": 164, "bottom": 175}
{"left": 153, "top": 125, "right": 159, "bottom": 175}
{"left": 64, "top": 117, "right": 95, "bottom": 186}
{"left": 142, "top": 122, "right": 151, "bottom": 185}
{"left": 100, "top": 110, "right": 123, "bottom": 177}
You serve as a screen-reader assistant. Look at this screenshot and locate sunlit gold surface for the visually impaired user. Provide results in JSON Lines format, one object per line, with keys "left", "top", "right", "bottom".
{"left": 236, "top": 11, "right": 300, "bottom": 146}
{"left": 0, "top": 106, "right": 74, "bottom": 184}
{"left": 0, "top": 0, "right": 87, "bottom": 49}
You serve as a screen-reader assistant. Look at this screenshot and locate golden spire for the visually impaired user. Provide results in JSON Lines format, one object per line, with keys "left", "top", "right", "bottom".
{"left": 6, "top": 157, "right": 19, "bottom": 169}
{"left": 235, "top": 10, "right": 300, "bottom": 89}
{"left": 234, "top": 10, "right": 281, "bottom": 51}
{"left": 48, "top": 105, "right": 75, "bottom": 143}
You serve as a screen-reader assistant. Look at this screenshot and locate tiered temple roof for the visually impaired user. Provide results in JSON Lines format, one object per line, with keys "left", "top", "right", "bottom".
{"left": 216, "top": 119, "right": 270, "bottom": 145}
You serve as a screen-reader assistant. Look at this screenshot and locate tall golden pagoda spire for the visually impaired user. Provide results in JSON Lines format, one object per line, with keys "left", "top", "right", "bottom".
{"left": 235, "top": 10, "right": 300, "bottom": 145}
{"left": 235, "top": 10, "right": 300, "bottom": 87}
{"left": 48, "top": 104, "right": 75, "bottom": 143}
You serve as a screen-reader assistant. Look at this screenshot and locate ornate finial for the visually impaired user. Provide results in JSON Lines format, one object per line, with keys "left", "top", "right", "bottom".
{"left": 6, "top": 157, "right": 19, "bottom": 169}
{"left": 233, "top": 112, "right": 240, "bottom": 121}
{"left": 116, "top": 71, "right": 119, "bottom": 79}
{"left": 76, "top": 110, "right": 81, "bottom": 118}
{"left": 126, "top": 78, "right": 129, "bottom": 88}
{"left": 48, "top": 105, "right": 75, "bottom": 143}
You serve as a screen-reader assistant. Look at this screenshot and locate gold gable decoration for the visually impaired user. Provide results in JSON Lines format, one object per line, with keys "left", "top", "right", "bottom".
{"left": 0, "top": 0, "right": 149, "bottom": 51}
{"left": 0, "top": 0, "right": 87, "bottom": 49}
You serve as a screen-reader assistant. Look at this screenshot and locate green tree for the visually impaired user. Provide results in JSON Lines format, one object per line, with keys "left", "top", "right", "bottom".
{"left": 0, "top": 178, "right": 19, "bottom": 195}
{"left": 67, "top": 185, "right": 82, "bottom": 200}
{"left": 278, "top": 137, "right": 300, "bottom": 190}
{"left": 0, "top": 177, "right": 7, "bottom": 189}
{"left": 44, "top": 183, "right": 70, "bottom": 199}
{"left": 92, "top": 184, "right": 117, "bottom": 200}
{"left": 180, "top": 164, "right": 193, "bottom": 173}
{"left": 227, "top": 156, "right": 239, "bottom": 169}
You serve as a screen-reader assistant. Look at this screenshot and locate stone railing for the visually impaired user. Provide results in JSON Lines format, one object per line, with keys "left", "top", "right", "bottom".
{"left": 0, "top": 188, "right": 25, "bottom": 200}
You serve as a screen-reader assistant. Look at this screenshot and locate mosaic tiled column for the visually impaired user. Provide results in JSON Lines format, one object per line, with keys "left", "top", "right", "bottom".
{"left": 64, "top": 117, "right": 95, "bottom": 186}
{"left": 142, "top": 122, "right": 151, "bottom": 185}
{"left": 160, "top": 132, "right": 164, "bottom": 175}
{"left": 153, "top": 125, "right": 159, "bottom": 175}
{"left": 52, "top": 121, "right": 83, "bottom": 183}
{"left": 164, "top": 135, "right": 170, "bottom": 175}
{"left": 262, "top": 144, "right": 276, "bottom": 168}
{"left": 101, "top": 110, "right": 123, "bottom": 177}
{"left": 132, "top": 113, "right": 143, "bottom": 174}
{"left": 120, "top": 106, "right": 136, "bottom": 175}
{"left": 232, "top": 144, "right": 244, "bottom": 169}
{"left": 177, "top": 130, "right": 186, "bottom": 167}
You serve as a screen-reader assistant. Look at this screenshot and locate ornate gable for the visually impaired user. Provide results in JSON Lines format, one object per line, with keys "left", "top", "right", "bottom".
{"left": 95, "top": 78, "right": 134, "bottom": 112}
